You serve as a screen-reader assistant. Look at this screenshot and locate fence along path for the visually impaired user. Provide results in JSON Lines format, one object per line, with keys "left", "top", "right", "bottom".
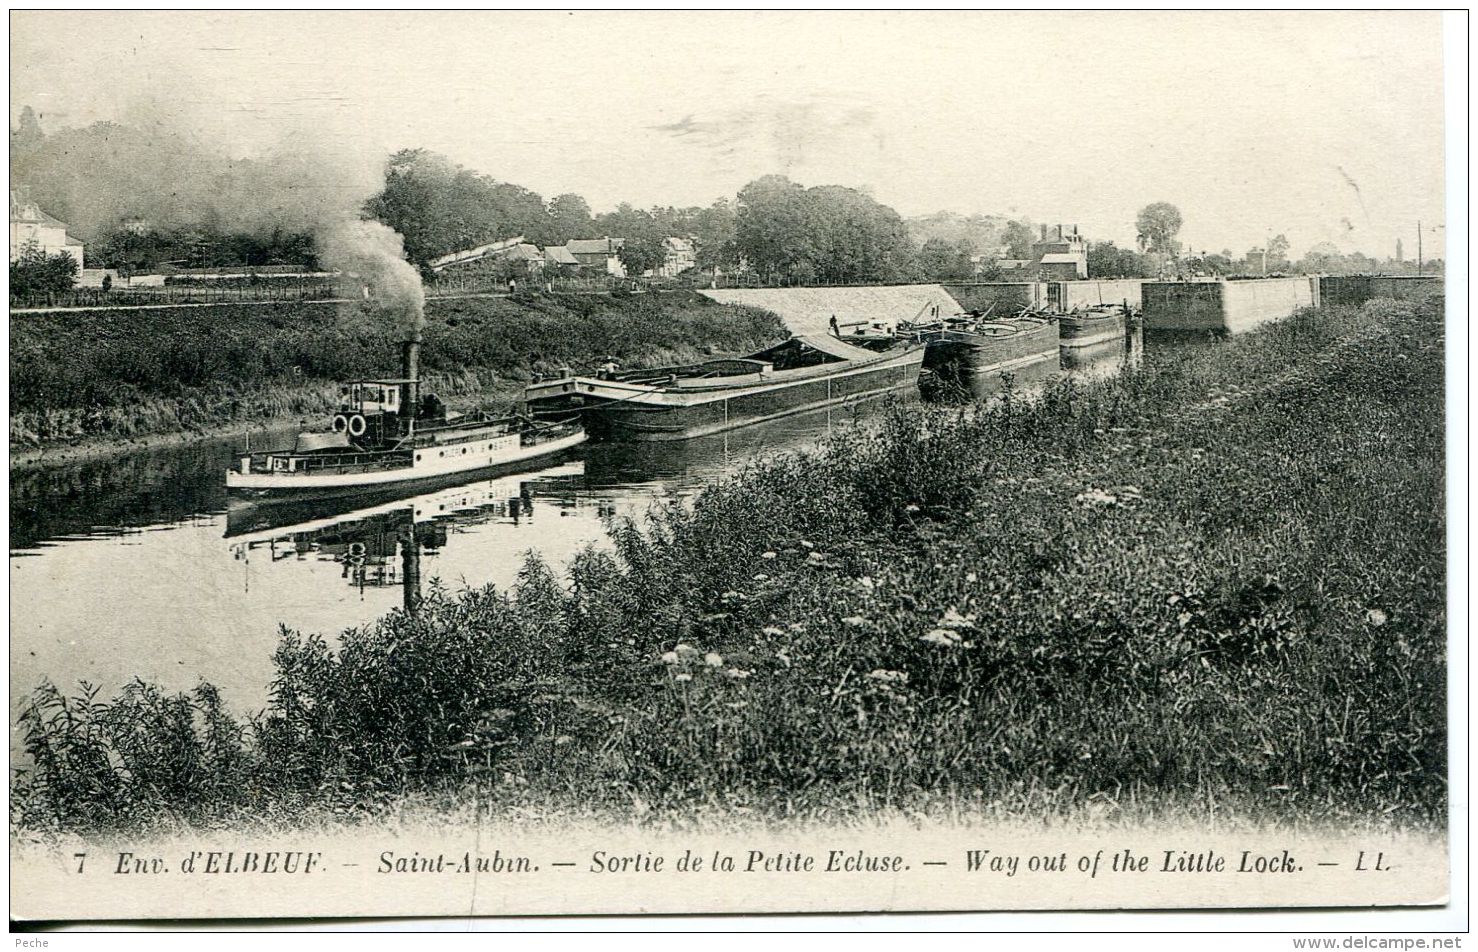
{"left": 697, "top": 285, "right": 963, "bottom": 337}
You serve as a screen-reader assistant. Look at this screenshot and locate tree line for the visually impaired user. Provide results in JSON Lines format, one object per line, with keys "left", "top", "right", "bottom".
{"left": 11, "top": 109, "right": 1435, "bottom": 291}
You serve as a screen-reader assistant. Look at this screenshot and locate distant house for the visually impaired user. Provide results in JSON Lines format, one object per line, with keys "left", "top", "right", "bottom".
{"left": 565, "top": 237, "right": 627, "bottom": 277}
{"left": 651, "top": 236, "right": 697, "bottom": 278}
{"left": 1242, "top": 248, "right": 1289, "bottom": 275}
{"left": 9, "top": 192, "right": 84, "bottom": 269}
{"left": 542, "top": 245, "right": 580, "bottom": 272}
{"left": 1032, "top": 224, "right": 1088, "bottom": 279}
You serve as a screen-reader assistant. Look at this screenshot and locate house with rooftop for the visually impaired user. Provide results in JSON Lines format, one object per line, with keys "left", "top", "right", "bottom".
{"left": 1032, "top": 224, "right": 1088, "bottom": 279}
{"left": 565, "top": 237, "right": 627, "bottom": 277}
{"left": 9, "top": 192, "right": 84, "bottom": 268}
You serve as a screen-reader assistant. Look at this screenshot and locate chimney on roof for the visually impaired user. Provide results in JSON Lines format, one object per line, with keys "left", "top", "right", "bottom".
{"left": 1072, "top": 224, "right": 1079, "bottom": 236}
{"left": 1056, "top": 224, "right": 1063, "bottom": 239}
{"left": 1040, "top": 224, "right": 1047, "bottom": 240}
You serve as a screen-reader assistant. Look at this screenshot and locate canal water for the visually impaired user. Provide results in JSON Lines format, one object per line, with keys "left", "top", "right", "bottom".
{"left": 9, "top": 334, "right": 1139, "bottom": 726}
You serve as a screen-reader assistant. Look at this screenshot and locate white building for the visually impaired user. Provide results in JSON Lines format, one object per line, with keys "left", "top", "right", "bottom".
{"left": 9, "top": 192, "right": 84, "bottom": 268}
{"left": 652, "top": 236, "right": 697, "bottom": 278}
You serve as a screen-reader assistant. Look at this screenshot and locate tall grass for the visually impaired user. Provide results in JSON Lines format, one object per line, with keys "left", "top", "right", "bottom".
{"left": 12, "top": 298, "right": 1446, "bottom": 833}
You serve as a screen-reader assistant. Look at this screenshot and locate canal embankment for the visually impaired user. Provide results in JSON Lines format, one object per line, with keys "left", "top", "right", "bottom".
{"left": 12, "top": 295, "right": 1445, "bottom": 834}
{"left": 9, "top": 291, "right": 787, "bottom": 467}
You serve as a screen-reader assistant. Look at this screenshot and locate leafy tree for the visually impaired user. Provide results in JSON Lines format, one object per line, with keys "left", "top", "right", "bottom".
{"left": 617, "top": 235, "right": 668, "bottom": 276}
{"left": 1085, "top": 241, "right": 1149, "bottom": 279}
{"left": 916, "top": 237, "right": 975, "bottom": 281}
{"left": 10, "top": 243, "right": 79, "bottom": 296}
{"left": 734, "top": 175, "right": 914, "bottom": 284}
{"left": 1135, "top": 202, "right": 1184, "bottom": 256}
{"left": 1267, "top": 233, "right": 1291, "bottom": 261}
{"left": 366, "top": 149, "right": 555, "bottom": 267}
{"left": 691, "top": 200, "right": 738, "bottom": 271}
{"left": 1002, "top": 219, "right": 1036, "bottom": 259}
{"left": 546, "top": 193, "right": 594, "bottom": 244}
{"left": 734, "top": 175, "right": 809, "bottom": 279}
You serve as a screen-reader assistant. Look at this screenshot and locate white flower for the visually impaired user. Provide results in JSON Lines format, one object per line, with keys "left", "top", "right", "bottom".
{"left": 754, "top": 573, "right": 770, "bottom": 580}
{"left": 675, "top": 643, "right": 695, "bottom": 655}
{"left": 761, "top": 551, "right": 778, "bottom": 560}
{"left": 674, "top": 673, "right": 692, "bottom": 682}
{"left": 842, "top": 615, "right": 867, "bottom": 627}
{"left": 762, "top": 626, "right": 785, "bottom": 637}
{"left": 866, "top": 669, "right": 909, "bottom": 684}
{"left": 704, "top": 652, "right": 724, "bottom": 667}
{"left": 1366, "top": 608, "right": 1388, "bottom": 627}
{"left": 725, "top": 668, "right": 751, "bottom": 679}
{"left": 660, "top": 651, "right": 679, "bottom": 665}
{"left": 938, "top": 607, "right": 976, "bottom": 629}
{"left": 965, "top": 572, "right": 978, "bottom": 583}
{"left": 920, "top": 629, "right": 958, "bottom": 647}
{"left": 1074, "top": 488, "right": 1118, "bottom": 507}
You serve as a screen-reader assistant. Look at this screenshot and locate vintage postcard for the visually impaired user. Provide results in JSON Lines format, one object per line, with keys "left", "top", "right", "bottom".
{"left": 7, "top": 10, "right": 1459, "bottom": 926}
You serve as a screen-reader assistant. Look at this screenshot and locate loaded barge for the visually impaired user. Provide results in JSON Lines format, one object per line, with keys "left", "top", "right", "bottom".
{"left": 913, "top": 312, "right": 1059, "bottom": 398}
{"left": 1056, "top": 303, "right": 1132, "bottom": 350}
{"left": 524, "top": 334, "right": 925, "bottom": 441}
{"left": 227, "top": 334, "right": 585, "bottom": 497}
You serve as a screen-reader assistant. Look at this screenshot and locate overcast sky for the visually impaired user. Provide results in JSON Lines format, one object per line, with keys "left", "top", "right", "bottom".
{"left": 10, "top": 10, "right": 1448, "bottom": 259}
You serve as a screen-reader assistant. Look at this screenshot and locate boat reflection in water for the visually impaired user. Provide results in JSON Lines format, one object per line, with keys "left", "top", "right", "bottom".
{"left": 221, "top": 400, "right": 902, "bottom": 614}
{"left": 227, "top": 461, "right": 586, "bottom": 613}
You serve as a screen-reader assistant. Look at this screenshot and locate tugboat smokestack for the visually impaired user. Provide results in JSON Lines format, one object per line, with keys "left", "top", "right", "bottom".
{"left": 401, "top": 330, "right": 422, "bottom": 436}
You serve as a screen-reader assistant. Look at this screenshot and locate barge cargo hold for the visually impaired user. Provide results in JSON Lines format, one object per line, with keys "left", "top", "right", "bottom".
{"left": 523, "top": 334, "right": 926, "bottom": 441}
{"left": 917, "top": 313, "right": 1059, "bottom": 398}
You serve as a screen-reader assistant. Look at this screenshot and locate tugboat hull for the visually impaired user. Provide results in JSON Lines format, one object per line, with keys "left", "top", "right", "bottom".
{"left": 227, "top": 427, "right": 586, "bottom": 496}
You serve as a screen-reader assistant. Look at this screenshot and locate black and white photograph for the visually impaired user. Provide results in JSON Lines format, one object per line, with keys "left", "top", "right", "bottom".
{"left": 7, "top": 9, "right": 1464, "bottom": 932}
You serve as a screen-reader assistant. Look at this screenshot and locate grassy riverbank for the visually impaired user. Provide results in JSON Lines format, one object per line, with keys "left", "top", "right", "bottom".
{"left": 12, "top": 297, "right": 1446, "bottom": 835}
{"left": 9, "top": 291, "right": 787, "bottom": 460}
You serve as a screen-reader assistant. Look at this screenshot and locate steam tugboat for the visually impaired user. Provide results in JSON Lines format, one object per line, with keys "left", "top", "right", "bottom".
{"left": 227, "top": 333, "right": 586, "bottom": 497}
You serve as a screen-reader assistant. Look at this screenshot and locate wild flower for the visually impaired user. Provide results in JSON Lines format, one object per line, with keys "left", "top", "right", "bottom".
{"left": 761, "top": 551, "right": 778, "bottom": 560}
{"left": 1074, "top": 488, "right": 1118, "bottom": 506}
{"left": 725, "top": 668, "right": 751, "bottom": 679}
{"left": 754, "top": 574, "right": 770, "bottom": 581}
{"left": 937, "top": 607, "right": 976, "bottom": 629}
{"left": 761, "top": 626, "right": 785, "bottom": 637}
{"left": 674, "top": 673, "right": 692, "bottom": 683}
{"left": 920, "top": 629, "right": 960, "bottom": 647}
{"left": 660, "top": 651, "right": 680, "bottom": 665}
{"left": 866, "top": 669, "right": 909, "bottom": 684}
{"left": 842, "top": 616, "right": 867, "bottom": 627}
{"left": 704, "top": 652, "right": 724, "bottom": 667}
{"left": 1366, "top": 608, "right": 1389, "bottom": 627}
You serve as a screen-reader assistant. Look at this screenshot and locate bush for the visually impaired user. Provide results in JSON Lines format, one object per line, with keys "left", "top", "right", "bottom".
{"left": 9, "top": 245, "right": 78, "bottom": 296}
